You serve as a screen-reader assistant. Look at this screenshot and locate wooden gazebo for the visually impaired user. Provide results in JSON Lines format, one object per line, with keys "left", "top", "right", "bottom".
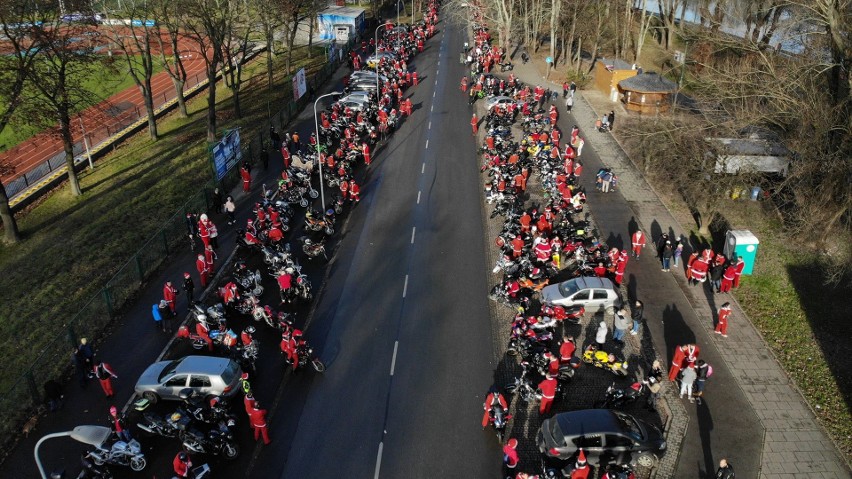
{"left": 618, "top": 73, "right": 678, "bottom": 113}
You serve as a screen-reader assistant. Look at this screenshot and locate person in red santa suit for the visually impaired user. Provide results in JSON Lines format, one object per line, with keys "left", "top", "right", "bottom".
{"left": 204, "top": 244, "right": 216, "bottom": 276}
{"left": 716, "top": 302, "right": 732, "bottom": 337}
{"left": 482, "top": 388, "right": 510, "bottom": 427}
{"left": 690, "top": 256, "right": 710, "bottom": 286}
{"left": 163, "top": 281, "right": 179, "bottom": 316}
{"left": 631, "top": 230, "right": 646, "bottom": 258}
{"left": 503, "top": 438, "right": 519, "bottom": 477}
{"left": 669, "top": 343, "right": 700, "bottom": 380}
{"left": 240, "top": 163, "right": 252, "bottom": 193}
{"left": 173, "top": 452, "right": 192, "bottom": 478}
{"left": 279, "top": 331, "right": 298, "bottom": 367}
{"left": 349, "top": 180, "right": 361, "bottom": 202}
{"left": 559, "top": 336, "right": 576, "bottom": 363}
{"left": 195, "top": 319, "right": 213, "bottom": 352}
{"left": 720, "top": 263, "right": 736, "bottom": 293}
{"left": 340, "top": 178, "right": 350, "bottom": 200}
{"left": 196, "top": 254, "right": 209, "bottom": 287}
{"left": 471, "top": 113, "right": 479, "bottom": 135}
{"left": 614, "top": 251, "right": 628, "bottom": 286}
{"left": 197, "top": 214, "right": 211, "bottom": 249}
{"left": 732, "top": 256, "right": 745, "bottom": 287}
{"left": 537, "top": 373, "right": 558, "bottom": 414}
{"left": 594, "top": 262, "right": 607, "bottom": 277}
{"left": 568, "top": 450, "right": 590, "bottom": 479}
{"left": 241, "top": 325, "right": 256, "bottom": 347}
{"left": 362, "top": 142, "right": 371, "bottom": 165}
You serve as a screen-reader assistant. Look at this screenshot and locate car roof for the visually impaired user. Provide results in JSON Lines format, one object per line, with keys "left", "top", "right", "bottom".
{"left": 174, "top": 355, "right": 232, "bottom": 374}
{"left": 554, "top": 409, "right": 622, "bottom": 436}
{"left": 573, "top": 276, "right": 615, "bottom": 289}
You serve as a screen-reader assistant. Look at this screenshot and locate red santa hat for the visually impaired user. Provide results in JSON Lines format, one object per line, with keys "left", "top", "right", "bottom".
{"left": 506, "top": 438, "right": 518, "bottom": 449}
{"left": 577, "top": 449, "right": 587, "bottom": 465}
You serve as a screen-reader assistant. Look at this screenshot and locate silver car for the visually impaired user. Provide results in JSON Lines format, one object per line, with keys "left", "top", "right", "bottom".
{"left": 485, "top": 95, "right": 519, "bottom": 111}
{"left": 350, "top": 71, "right": 388, "bottom": 83}
{"left": 540, "top": 276, "right": 622, "bottom": 313}
{"left": 135, "top": 355, "right": 242, "bottom": 403}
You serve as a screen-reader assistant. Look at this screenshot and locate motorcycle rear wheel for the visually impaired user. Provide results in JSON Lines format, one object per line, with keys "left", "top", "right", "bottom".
{"left": 223, "top": 442, "right": 240, "bottom": 460}
{"left": 130, "top": 456, "right": 147, "bottom": 471}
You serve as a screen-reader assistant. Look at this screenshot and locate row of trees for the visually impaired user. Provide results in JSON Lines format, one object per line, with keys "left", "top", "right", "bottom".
{"left": 0, "top": 0, "right": 326, "bottom": 244}
{"left": 448, "top": 0, "right": 850, "bottom": 269}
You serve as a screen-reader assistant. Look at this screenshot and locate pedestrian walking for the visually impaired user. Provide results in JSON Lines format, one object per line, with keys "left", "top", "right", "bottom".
{"left": 595, "top": 320, "right": 608, "bottom": 346}
{"left": 269, "top": 126, "right": 281, "bottom": 150}
{"left": 183, "top": 272, "right": 195, "bottom": 303}
{"left": 109, "top": 405, "right": 132, "bottom": 442}
{"left": 211, "top": 188, "right": 223, "bottom": 214}
{"left": 569, "top": 81, "right": 576, "bottom": 97}
{"left": 613, "top": 309, "right": 630, "bottom": 343}
{"left": 224, "top": 196, "right": 236, "bottom": 225}
{"left": 673, "top": 239, "right": 684, "bottom": 267}
{"left": 661, "top": 240, "right": 673, "bottom": 271}
{"left": 733, "top": 256, "right": 745, "bottom": 288}
{"left": 562, "top": 81, "right": 569, "bottom": 98}
{"left": 44, "top": 380, "right": 64, "bottom": 411}
{"left": 250, "top": 401, "right": 271, "bottom": 445}
{"left": 565, "top": 95, "right": 574, "bottom": 112}
{"left": 631, "top": 300, "right": 644, "bottom": 335}
{"left": 715, "top": 459, "right": 735, "bottom": 479}
{"left": 644, "top": 376, "right": 661, "bottom": 411}
{"left": 631, "top": 230, "right": 646, "bottom": 258}
{"left": 93, "top": 360, "right": 118, "bottom": 398}
{"left": 207, "top": 217, "right": 219, "bottom": 249}
{"left": 196, "top": 254, "right": 210, "bottom": 287}
{"left": 503, "top": 438, "right": 519, "bottom": 477}
{"left": 607, "top": 110, "right": 615, "bottom": 131}
{"left": 720, "top": 262, "right": 736, "bottom": 293}
{"left": 77, "top": 338, "right": 94, "bottom": 375}
{"left": 163, "top": 281, "right": 179, "bottom": 316}
{"left": 694, "top": 359, "right": 711, "bottom": 403}
{"left": 471, "top": 113, "right": 478, "bottom": 135}
{"left": 152, "top": 302, "right": 164, "bottom": 331}
{"left": 260, "top": 145, "right": 269, "bottom": 170}
{"left": 204, "top": 244, "right": 217, "bottom": 275}
{"left": 680, "top": 363, "right": 697, "bottom": 401}
{"left": 715, "top": 302, "right": 732, "bottom": 337}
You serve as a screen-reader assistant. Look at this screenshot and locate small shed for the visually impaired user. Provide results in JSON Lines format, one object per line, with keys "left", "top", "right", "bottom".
{"left": 618, "top": 73, "right": 678, "bottom": 113}
{"left": 594, "top": 58, "right": 637, "bottom": 101}
{"left": 316, "top": 6, "right": 366, "bottom": 41}
{"left": 708, "top": 137, "right": 791, "bottom": 177}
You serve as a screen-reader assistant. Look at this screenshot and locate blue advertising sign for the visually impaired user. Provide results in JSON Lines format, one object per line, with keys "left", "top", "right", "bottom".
{"left": 212, "top": 130, "right": 242, "bottom": 180}
{"left": 131, "top": 19, "right": 156, "bottom": 27}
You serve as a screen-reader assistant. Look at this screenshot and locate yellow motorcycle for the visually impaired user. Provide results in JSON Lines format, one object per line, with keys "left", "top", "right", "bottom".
{"left": 582, "top": 345, "right": 629, "bottom": 376}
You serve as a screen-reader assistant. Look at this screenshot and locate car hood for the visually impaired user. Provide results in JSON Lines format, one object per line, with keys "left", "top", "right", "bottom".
{"left": 135, "top": 360, "right": 170, "bottom": 389}
{"left": 540, "top": 284, "right": 565, "bottom": 304}
{"left": 638, "top": 419, "right": 665, "bottom": 449}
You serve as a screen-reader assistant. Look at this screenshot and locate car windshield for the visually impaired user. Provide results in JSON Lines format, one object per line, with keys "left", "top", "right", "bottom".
{"left": 157, "top": 359, "right": 182, "bottom": 382}
{"left": 614, "top": 411, "right": 643, "bottom": 440}
{"left": 550, "top": 420, "right": 567, "bottom": 446}
{"left": 221, "top": 360, "right": 239, "bottom": 385}
{"left": 558, "top": 281, "right": 580, "bottom": 298}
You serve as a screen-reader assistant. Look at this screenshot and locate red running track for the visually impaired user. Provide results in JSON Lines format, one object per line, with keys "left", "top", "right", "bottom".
{"left": 0, "top": 40, "right": 208, "bottom": 193}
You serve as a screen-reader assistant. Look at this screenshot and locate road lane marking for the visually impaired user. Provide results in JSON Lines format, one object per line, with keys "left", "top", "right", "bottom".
{"left": 433, "top": 91, "right": 436, "bottom": 98}
{"left": 425, "top": 139, "right": 429, "bottom": 149}
{"left": 411, "top": 227, "right": 416, "bottom": 244}
{"left": 430, "top": 105, "right": 434, "bottom": 112}
{"left": 390, "top": 341, "right": 399, "bottom": 375}
{"left": 436, "top": 68, "right": 439, "bottom": 75}
{"left": 428, "top": 120, "right": 432, "bottom": 129}
{"left": 403, "top": 274, "right": 409, "bottom": 298}
{"left": 421, "top": 162, "right": 425, "bottom": 173}
{"left": 417, "top": 191, "right": 421, "bottom": 204}
{"left": 374, "top": 442, "right": 384, "bottom": 479}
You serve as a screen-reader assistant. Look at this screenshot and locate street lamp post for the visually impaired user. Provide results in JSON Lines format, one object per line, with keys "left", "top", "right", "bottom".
{"left": 374, "top": 22, "right": 394, "bottom": 94}
{"left": 313, "top": 91, "right": 343, "bottom": 212}
{"left": 35, "top": 425, "right": 112, "bottom": 479}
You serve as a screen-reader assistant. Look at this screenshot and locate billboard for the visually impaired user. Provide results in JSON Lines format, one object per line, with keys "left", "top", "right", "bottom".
{"left": 212, "top": 129, "right": 242, "bottom": 180}
{"left": 292, "top": 68, "right": 307, "bottom": 100}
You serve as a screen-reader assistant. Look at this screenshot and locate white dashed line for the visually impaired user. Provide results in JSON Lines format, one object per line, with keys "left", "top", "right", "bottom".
{"left": 390, "top": 341, "right": 399, "bottom": 375}
{"left": 433, "top": 91, "right": 436, "bottom": 98}
{"left": 417, "top": 191, "right": 421, "bottom": 204}
{"left": 411, "top": 227, "right": 416, "bottom": 244}
{"left": 425, "top": 139, "right": 429, "bottom": 149}
{"left": 421, "top": 162, "right": 425, "bottom": 173}
{"left": 430, "top": 105, "right": 434, "bottom": 112}
{"left": 374, "top": 442, "right": 383, "bottom": 479}
{"left": 402, "top": 274, "right": 409, "bottom": 298}
{"left": 436, "top": 69, "right": 439, "bottom": 75}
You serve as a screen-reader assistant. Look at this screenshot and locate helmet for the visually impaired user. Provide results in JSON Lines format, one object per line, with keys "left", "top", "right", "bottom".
{"left": 241, "top": 372, "right": 249, "bottom": 380}
{"left": 245, "top": 325, "right": 256, "bottom": 334}
{"left": 247, "top": 218, "right": 254, "bottom": 224}
{"left": 209, "top": 397, "right": 219, "bottom": 408}
{"left": 171, "top": 412, "right": 182, "bottom": 422}
{"left": 285, "top": 267, "right": 295, "bottom": 274}
{"left": 304, "top": 239, "right": 313, "bottom": 246}
{"left": 200, "top": 214, "right": 208, "bottom": 222}
{"left": 109, "top": 406, "right": 117, "bottom": 416}
{"left": 179, "top": 452, "right": 188, "bottom": 462}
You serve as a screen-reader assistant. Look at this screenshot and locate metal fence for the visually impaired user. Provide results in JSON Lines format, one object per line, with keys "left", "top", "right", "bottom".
{"left": 0, "top": 39, "right": 352, "bottom": 452}
{"left": 3, "top": 69, "right": 211, "bottom": 200}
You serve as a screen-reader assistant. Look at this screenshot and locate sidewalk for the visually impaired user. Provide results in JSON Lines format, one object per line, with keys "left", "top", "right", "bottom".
{"left": 504, "top": 56, "right": 850, "bottom": 477}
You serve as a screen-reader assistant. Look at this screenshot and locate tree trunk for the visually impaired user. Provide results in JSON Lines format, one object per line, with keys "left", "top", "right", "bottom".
{"left": 0, "top": 183, "right": 20, "bottom": 243}
{"left": 308, "top": 15, "right": 314, "bottom": 57}
{"left": 206, "top": 67, "right": 217, "bottom": 142}
{"left": 172, "top": 77, "right": 188, "bottom": 117}
{"left": 266, "top": 27, "right": 275, "bottom": 89}
{"left": 141, "top": 76, "right": 158, "bottom": 140}
{"left": 59, "top": 113, "right": 82, "bottom": 196}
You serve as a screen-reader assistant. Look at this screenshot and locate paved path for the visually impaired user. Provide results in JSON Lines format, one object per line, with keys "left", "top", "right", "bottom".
{"left": 502, "top": 56, "right": 850, "bottom": 478}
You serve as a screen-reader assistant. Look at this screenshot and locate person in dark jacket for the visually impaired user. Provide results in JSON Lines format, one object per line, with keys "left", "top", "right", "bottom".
{"left": 183, "top": 272, "right": 195, "bottom": 302}
{"left": 710, "top": 262, "right": 725, "bottom": 293}
{"left": 44, "top": 380, "right": 64, "bottom": 411}
{"left": 631, "top": 300, "right": 644, "bottom": 335}
{"left": 715, "top": 458, "right": 735, "bottom": 479}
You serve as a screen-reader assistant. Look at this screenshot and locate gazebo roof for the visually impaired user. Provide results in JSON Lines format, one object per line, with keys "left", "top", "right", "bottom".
{"left": 619, "top": 73, "right": 677, "bottom": 93}
{"left": 598, "top": 57, "right": 634, "bottom": 71}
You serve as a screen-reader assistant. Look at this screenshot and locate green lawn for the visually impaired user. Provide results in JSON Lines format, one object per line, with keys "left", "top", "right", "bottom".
{"left": 0, "top": 45, "right": 328, "bottom": 446}
{"left": 0, "top": 55, "right": 163, "bottom": 152}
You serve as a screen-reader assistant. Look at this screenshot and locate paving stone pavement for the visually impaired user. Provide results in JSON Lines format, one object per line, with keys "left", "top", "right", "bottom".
{"left": 498, "top": 57, "right": 851, "bottom": 478}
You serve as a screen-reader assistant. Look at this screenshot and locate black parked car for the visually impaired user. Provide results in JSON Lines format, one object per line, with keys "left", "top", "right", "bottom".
{"left": 537, "top": 409, "right": 666, "bottom": 468}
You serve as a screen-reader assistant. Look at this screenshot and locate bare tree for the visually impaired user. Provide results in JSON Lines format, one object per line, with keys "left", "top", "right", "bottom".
{"left": 656, "top": 0, "right": 683, "bottom": 50}
{"left": 0, "top": 1, "right": 44, "bottom": 242}
{"left": 278, "top": 0, "right": 308, "bottom": 76}
{"left": 182, "top": 0, "right": 231, "bottom": 142}
{"left": 220, "top": 0, "right": 254, "bottom": 119}
{"left": 104, "top": 2, "right": 160, "bottom": 140}
{"left": 153, "top": 0, "right": 191, "bottom": 117}
{"left": 23, "top": 1, "right": 103, "bottom": 197}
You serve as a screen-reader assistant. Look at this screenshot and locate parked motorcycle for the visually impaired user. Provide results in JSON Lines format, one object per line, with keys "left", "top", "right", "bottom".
{"left": 135, "top": 410, "right": 181, "bottom": 439}
{"left": 300, "top": 236, "right": 329, "bottom": 261}
{"left": 582, "top": 345, "right": 629, "bottom": 376}
{"left": 304, "top": 209, "right": 335, "bottom": 235}
{"left": 505, "top": 361, "right": 538, "bottom": 403}
{"left": 179, "top": 426, "right": 240, "bottom": 460}
{"left": 87, "top": 438, "right": 146, "bottom": 472}
{"left": 488, "top": 402, "right": 511, "bottom": 443}
{"left": 291, "top": 341, "right": 326, "bottom": 372}
{"left": 233, "top": 264, "right": 264, "bottom": 297}
{"left": 595, "top": 381, "right": 645, "bottom": 409}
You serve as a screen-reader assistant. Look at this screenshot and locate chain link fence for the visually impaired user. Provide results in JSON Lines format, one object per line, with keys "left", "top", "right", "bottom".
{"left": 0, "top": 38, "right": 353, "bottom": 450}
